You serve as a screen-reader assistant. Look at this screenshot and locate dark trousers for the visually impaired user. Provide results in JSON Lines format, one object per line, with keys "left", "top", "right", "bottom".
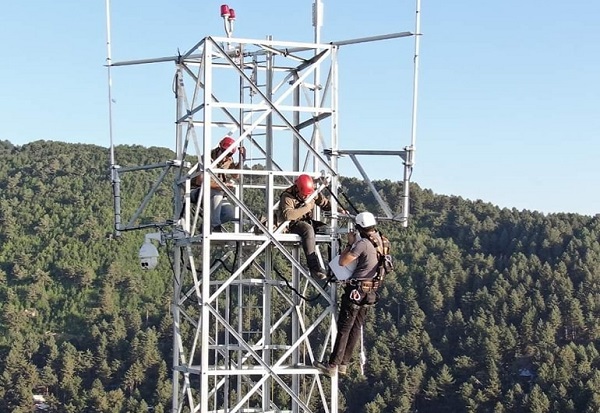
{"left": 289, "top": 220, "right": 319, "bottom": 270}
{"left": 329, "top": 286, "right": 368, "bottom": 366}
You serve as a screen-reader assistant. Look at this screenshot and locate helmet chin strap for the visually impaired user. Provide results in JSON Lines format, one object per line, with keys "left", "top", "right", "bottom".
{"left": 357, "top": 225, "right": 376, "bottom": 237}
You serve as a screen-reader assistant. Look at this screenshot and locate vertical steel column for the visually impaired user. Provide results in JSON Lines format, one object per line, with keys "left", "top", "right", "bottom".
{"left": 329, "top": 43, "right": 340, "bottom": 413}
{"left": 171, "top": 249, "right": 181, "bottom": 413}
{"left": 199, "top": 39, "right": 214, "bottom": 412}
{"left": 293, "top": 72, "right": 301, "bottom": 172}
{"left": 312, "top": 0, "right": 323, "bottom": 173}
{"left": 171, "top": 66, "right": 186, "bottom": 413}
{"left": 291, "top": 56, "right": 302, "bottom": 413}
{"left": 263, "top": 38, "right": 275, "bottom": 410}
{"left": 291, "top": 247, "right": 301, "bottom": 413}
{"left": 265, "top": 36, "right": 274, "bottom": 171}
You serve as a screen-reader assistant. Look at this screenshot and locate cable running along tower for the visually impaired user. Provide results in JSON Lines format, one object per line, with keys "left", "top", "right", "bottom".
{"left": 105, "top": 1, "right": 422, "bottom": 412}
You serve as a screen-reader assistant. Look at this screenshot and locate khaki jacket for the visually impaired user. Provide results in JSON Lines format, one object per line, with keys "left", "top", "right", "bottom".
{"left": 278, "top": 185, "right": 332, "bottom": 224}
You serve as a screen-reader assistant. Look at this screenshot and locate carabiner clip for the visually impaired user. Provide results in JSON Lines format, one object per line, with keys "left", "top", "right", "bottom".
{"left": 350, "top": 289, "right": 361, "bottom": 302}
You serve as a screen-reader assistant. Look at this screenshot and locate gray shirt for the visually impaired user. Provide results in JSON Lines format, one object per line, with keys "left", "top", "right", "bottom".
{"left": 348, "top": 234, "right": 380, "bottom": 280}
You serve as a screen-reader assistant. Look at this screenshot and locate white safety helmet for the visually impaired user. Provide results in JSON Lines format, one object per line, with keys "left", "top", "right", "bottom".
{"left": 355, "top": 211, "right": 377, "bottom": 228}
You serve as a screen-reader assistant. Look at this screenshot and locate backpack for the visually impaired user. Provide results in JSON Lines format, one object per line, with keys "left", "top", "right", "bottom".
{"left": 369, "top": 230, "right": 394, "bottom": 284}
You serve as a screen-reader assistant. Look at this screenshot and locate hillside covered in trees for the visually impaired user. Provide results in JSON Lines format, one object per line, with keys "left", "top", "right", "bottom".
{"left": 1, "top": 140, "right": 600, "bottom": 412}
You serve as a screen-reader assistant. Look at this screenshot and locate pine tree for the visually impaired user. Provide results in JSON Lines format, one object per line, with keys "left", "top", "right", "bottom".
{"left": 526, "top": 384, "right": 551, "bottom": 413}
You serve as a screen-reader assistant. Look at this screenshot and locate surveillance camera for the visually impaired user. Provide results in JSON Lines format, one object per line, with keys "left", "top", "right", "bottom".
{"left": 139, "top": 241, "right": 159, "bottom": 270}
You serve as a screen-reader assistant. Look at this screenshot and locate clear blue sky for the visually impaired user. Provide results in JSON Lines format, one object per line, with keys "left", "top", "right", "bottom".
{"left": 2, "top": 1, "right": 599, "bottom": 216}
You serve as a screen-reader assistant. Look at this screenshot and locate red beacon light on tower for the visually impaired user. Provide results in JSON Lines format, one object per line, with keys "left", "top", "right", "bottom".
{"left": 220, "top": 4, "right": 230, "bottom": 18}
{"left": 220, "top": 4, "right": 235, "bottom": 38}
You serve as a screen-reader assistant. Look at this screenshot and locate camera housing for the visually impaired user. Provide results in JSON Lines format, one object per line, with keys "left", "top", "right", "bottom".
{"left": 139, "top": 232, "right": 161, "bottom": 270}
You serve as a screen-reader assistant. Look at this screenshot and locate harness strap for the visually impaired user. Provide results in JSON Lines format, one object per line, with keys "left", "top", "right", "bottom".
{"left": 351, "top": 279, "right": 379, "bottom": 292}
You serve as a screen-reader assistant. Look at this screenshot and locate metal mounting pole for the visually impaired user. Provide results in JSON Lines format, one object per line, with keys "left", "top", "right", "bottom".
{"left": 105, "top": 0, "right": 121, "bottom": 237}
{"left": 401, "top": 0, "right": 422, "bottom": 227}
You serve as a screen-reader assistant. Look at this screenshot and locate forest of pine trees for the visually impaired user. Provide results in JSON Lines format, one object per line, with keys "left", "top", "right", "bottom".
{"left": 1, "top": 140, "right": 600, "bottom": 412}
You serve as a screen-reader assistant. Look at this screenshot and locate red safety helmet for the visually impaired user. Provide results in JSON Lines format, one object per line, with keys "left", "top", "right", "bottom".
{"left": 219, "top": 136, "right": 236, "bottom": 154}
{"left": 295, "top": 174, "right": 315, "bottom": 198}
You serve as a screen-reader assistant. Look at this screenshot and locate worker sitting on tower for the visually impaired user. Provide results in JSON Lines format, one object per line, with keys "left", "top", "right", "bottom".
{"left": 315, "top": 211, "right": 382, "bottom": 377}
{"left": 186, "top": 136, "right": 246, "bottom": 232}
{"left": 278, "top": 174, "right": 343, "bottom": 280}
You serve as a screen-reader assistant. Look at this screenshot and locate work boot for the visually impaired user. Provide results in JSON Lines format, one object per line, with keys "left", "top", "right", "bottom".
{"left": 307, "top": 253, "right": 327, "bottom": 280}
{"left": 314, "top": 361, "right": 337, "bottom": 377}
{"left": 310, "top": 268, "right": 327, "bottom": 280}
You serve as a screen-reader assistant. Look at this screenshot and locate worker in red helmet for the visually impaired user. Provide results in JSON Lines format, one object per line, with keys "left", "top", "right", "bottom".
{"left": 278, "top": 174, "right": 344, "bottom": 279}
{"left": 219, "top": 136, "right": 236, "bottom": 153}
{"left": 188, "top": 136, "right": 246, "bottom": 232}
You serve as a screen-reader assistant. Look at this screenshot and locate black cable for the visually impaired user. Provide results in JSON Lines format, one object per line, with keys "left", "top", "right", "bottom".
{"left": 321, "top": 184, "right": 359, "bottom": 214}
{"left": 215, "top": 245, "right": 329, "bottom": 303}
{"left": 272, "top": 265, "right": 330, "bottom": 302}
{"left": 339, "top": 191, "right": 359, "bottom": 214}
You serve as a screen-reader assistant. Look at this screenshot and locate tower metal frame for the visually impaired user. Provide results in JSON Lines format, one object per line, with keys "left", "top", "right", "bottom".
{"left": 105, "top": 1, "right": 422, "bottom": 412}
{"left": 174, "top": 35, "right": 343, "bottom": 413}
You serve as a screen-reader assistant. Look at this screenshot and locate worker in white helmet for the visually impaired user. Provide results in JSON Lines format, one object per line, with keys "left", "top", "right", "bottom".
{"left": 315, "top": 211, "right": 383, "bottom": 377}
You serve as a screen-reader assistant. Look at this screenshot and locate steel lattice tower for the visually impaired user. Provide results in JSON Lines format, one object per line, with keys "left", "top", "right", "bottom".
{"left": 106, "top": 2, "right": 421, "bottom": 412}
{"left": 174, "top": 36, "right": 345, "bottom": 413}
